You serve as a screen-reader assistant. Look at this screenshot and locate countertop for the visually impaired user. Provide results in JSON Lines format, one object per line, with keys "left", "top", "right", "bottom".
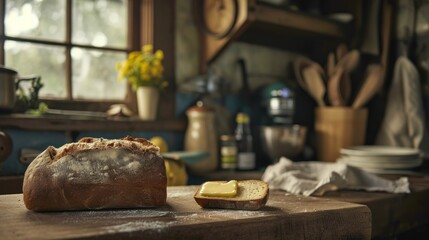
{"left": 322, "top": 175, "right": 429, "bottom": 239}
{"left": 1, "top": 175, "right": 429, "bottom": 239}
{"left": 200, "top": 171, "right": 429, "bottom": 239}
{"left": 0, "top": 186, "right": 371, "bottom": 240}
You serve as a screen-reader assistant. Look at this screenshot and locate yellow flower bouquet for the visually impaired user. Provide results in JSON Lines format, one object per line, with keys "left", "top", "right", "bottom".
{"left": 116, "top": 44, "right": 168, "bottom": 91}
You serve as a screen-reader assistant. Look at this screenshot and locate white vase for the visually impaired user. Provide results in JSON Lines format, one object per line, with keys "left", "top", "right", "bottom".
{"left": 136, "top": 86, "right": 159, "bottom": 120}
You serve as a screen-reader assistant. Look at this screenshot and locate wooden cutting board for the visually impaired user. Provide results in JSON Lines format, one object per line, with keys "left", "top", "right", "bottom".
{"left": 0, "top": 186, "right": 371, "bottom": 240}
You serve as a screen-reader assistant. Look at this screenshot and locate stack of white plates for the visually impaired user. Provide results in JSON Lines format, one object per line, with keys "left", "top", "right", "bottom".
{"left": 338, "top": 145, "right": 423, "bottom": 173}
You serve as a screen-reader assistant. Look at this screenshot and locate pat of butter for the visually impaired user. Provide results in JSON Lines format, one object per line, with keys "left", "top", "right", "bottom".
{"left": 200, "top": 180, "right": 238, "bottom": 197}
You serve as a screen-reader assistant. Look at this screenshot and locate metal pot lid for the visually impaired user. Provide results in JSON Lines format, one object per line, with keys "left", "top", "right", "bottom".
{"left": 0, "top": 65, "right": 18, "bottom": 74}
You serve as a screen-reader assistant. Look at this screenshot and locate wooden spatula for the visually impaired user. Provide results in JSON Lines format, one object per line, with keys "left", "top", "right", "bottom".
{"left": 302, "top": 65, "right": 326, "bottom": 107}
{"left": 352, "top": 64, "right": 384, "bottom": 109}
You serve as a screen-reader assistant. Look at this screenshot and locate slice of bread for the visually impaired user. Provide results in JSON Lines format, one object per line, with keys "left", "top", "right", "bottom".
{"left": 194, "top": 180, "right": 269, "bottom": 210}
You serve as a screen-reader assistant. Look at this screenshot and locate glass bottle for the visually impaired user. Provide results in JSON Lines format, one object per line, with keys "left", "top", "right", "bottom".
{"left": 235, "top": 112, "right": 256, "bottom": 171}
{"left": 219, "top": 134, "right": 238, "bottom": 171}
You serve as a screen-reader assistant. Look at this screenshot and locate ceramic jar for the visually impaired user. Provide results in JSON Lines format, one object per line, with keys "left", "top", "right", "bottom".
{"left": 184, "top": 101, "right": 218, "bottom": 173}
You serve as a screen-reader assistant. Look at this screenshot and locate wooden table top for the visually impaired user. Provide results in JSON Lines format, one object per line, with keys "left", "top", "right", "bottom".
{"left": 1, "top": 175, "right": 428, "bottom": 239}
{"left": 320, "top": 175, "right": 429, "bottom": 239}
{"left": 0, "top": 186, "right": 371, "bottom": 240}
{"left": 199, "top": 171, "right": 429, "bottom": 238}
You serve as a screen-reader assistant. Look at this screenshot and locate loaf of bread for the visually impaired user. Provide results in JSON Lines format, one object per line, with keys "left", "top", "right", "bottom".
{"left": 23, "top": 136, "right": 167, "bottom": 211}
{"left": 194, "top": 180, "right": 269, "bottom": 210}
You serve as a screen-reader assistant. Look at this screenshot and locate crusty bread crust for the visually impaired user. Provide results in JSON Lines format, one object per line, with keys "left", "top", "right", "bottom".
{"left": 23, "top": 136, "right": 167, "bottom": 211}
{"left": 54, "top": 136, "right": 159, "bottom": 160}
{"left": 194, "top": 180, "right": 269, "bottom": 210}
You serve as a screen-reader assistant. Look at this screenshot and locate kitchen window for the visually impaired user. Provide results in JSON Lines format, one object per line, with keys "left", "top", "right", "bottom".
{"left": 1, "top": 0, "right": 130, "bottom": 105}
{"left": 0, "top": 0, "right": 175, "bottom": 116}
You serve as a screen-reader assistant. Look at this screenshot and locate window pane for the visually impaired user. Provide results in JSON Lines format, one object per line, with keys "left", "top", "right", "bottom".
{"left": 5, "top": 41, "right": 67, "bottom": 99}
{"left": 5, "top": 0, "right": 65, "bottom": 41}
{"left": 72, "top": 0, "right": 127, "bottom": 48}
{"left": 72, "top": 48, "right": 126, "bottom": 100}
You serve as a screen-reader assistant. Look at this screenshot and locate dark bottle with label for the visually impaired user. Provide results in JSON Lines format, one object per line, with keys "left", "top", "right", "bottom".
{"left": 235, "top": 112, "right": 256, "bottom": 171}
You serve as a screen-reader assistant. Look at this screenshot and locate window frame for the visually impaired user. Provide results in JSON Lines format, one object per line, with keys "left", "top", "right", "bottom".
{"left": 0, "top": 0, "right": 176, "bottom": 120}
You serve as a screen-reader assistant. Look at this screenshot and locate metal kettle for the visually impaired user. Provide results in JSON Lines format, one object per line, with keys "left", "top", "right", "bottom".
{"left": 0, "top": 66, "right": 41, "bottom": 112}
{"left": 0, "top": 66, "right": 18, "bottom": 112}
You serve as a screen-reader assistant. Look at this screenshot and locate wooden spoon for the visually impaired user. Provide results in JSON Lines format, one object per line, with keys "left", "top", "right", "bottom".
{"left": 302, "top": 65, "right": 326, "bottom": 107}
{"left": 339, "top": 74, "right": 352, "bottom": 105}
{"left": 336, "top": 44, "right": 351, "bottom": 103}
{"left": 352, "top": 64, "right": 384, "bottom": 109}
{"left": 336, "top": 50, "right": 360, "bottom": 73}
{"left": 328, "top": 66, "right": 345, "bottom": 106}
{"left": 326, "top": 52, "right": 336, "bottom": 77}
{"left": 336, "top": 43, "right": 349, "bottom": 62}
{"left": 294, "top": 56, "right": 326, "bottom": 91}
{"left": 294, "top": 56, "right": 312, "bottom": 91}
{"left": 328, "top": 50, "right": 360, "bottom": 106}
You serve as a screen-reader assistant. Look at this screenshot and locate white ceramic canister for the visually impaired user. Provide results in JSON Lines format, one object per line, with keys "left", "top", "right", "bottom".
{"left": 184, "top": 101, "right": 218, "bottom": 173}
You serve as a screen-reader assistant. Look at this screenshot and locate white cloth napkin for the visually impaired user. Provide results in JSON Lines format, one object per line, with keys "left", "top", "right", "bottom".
{"left": 262, "top": 158, "right": 410, "bottom": 196}
{"left": 375, "top": 56, "right": 429, "bottom": 157}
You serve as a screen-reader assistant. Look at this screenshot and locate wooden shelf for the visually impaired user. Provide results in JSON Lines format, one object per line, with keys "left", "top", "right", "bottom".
{"left": 0, "top": 114, "right": 187, "bottom": 132}
{"left": 253, "top": 4, "right": 346, "bottom": 38}
{"left": 201, "top": 0, "right": 355, "bottom": 65}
